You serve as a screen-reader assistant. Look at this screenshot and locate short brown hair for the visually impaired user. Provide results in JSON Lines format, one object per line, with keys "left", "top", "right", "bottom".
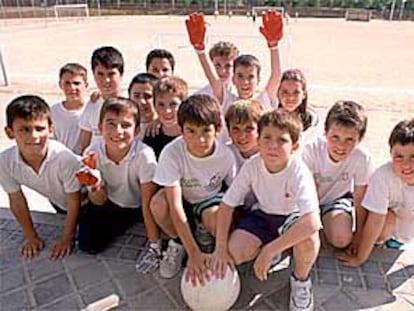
{"left": 153, "top": 76, "right": 188, "bottom": 102}
{"left": 6, "top": 95, "right": 52, "bottom": 128}
{"left": 209, "top": 41, "right": 239, "bottom": 60}
{"left": 99, "top": 97, "right": 140, "bottom": 127}
{"left": 324, "top": 100, "right": 367, "bottom": 140}
{"left": 59, "top": 63, "right": 87, "bottom": 82}
{"left": 233, "top": 54, "right": 261, "bottom": 77}
{"left": 389, "top": 118, "right": 414, "bottom": 148}
{"left": 258, "top": 109, "right": 303, "bottom": 144}
{"left": 178, "top": 94, "right": 221, "bottom": 130}
{"left": 225, "top": 99, "right": 264, "bottom": 130}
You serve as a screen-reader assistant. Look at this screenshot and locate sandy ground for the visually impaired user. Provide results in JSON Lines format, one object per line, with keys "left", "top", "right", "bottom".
{"left": 0, "top": 15, "right": 413, "bottom": 211}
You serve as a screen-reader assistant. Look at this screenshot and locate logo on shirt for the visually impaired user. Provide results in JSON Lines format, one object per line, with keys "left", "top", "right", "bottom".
{"left": 205, "top": 173, "right": 223, "bottom": 191}
{"left": 314, "top": 172, "right": 349, "bottom": 184}
{"left": 180, "top": 178, "right": 201, "bottom": 188}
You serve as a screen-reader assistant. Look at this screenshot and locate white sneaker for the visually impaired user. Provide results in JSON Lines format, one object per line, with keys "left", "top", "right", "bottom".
{"left": 289, "top": 274, "right": 314, "bottom": 311}
{"left": 160, "top": 239, "right": 185, "bottom": 279}
{"left": 136, "top": 241, "right": 162, "bottom": 274}
{"left": 267, "top": 253, "right": 282, "bottom": 274}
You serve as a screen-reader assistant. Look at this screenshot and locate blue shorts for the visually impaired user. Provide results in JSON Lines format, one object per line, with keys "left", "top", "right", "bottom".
{"left": 320, "top": 192, "right": 354, "bottom": 216}
{"left": 183, "top": 193, "right": 223, "bottom": 230}
{"left": 234, "top": 209, "right": 300, "bottom": 244}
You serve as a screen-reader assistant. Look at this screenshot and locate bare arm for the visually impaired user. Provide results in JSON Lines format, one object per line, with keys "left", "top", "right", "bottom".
{"left": 196, "top": 51, "right": 224, "bottom": 104}
{"left": 352, "top": 185, "right": 368, "bottom": 243}
{"left": 264, "top": 46, "right": 282, "bottom": 103}
{"left": 140, "top": 181, "right": 159, "bottom": 242}
{"left": 80, "top": 129, "right": 92, "bottom": 154}
{"left": 50, "top": 191, "right": 82, "bottom": 259}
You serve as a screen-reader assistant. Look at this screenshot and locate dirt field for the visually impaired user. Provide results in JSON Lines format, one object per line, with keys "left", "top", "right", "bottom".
{"left": 0, "top": 15, "right": 413, "bottom": 167}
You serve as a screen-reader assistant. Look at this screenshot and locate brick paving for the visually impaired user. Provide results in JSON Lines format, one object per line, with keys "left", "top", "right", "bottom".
{"left": 0, "top": 208, "right": 413, "bottom": 311}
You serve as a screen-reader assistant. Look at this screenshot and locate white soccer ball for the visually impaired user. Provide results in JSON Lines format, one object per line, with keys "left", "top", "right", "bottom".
{"left": 180, "top": 267, "right": 241, "bottom": 311}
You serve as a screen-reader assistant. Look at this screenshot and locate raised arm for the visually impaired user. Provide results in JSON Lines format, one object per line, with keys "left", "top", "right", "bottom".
{"left": 9, "top": 190, "right": 44, "bottom": 259}
{"left": 186, "top": 12, "right": 224, "bottom": 103}
{"left": 260, "top": 10, "right": 283, "bottom": 103}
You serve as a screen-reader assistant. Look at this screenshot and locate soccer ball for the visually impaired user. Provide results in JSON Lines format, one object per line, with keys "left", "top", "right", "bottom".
{"left": 180, "top": 267, "right": 241, "bottom": 311}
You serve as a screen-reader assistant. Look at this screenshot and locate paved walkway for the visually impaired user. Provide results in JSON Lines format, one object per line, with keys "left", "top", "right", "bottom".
{"left": 1, "top": 208, "right": 413, "bottom": 311}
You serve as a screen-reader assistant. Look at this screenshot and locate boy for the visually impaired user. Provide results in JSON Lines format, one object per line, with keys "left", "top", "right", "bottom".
{"left": 77, "top": 97, "right": 157, "bottom": 254}
{"left": 212, "top": 110, "right": 320, "bottom": 311}
{"left": 194, "top": 41, "right": 239, "bottom": 99}
{"left": 302, "top": 101, "right": 373, "bottom": 249}
{"left": 336, "top": 118, "right": 414, "bottom": 266}
{"left": 143, "top": 76, "right": 188, "bottom": 159}
{"left": 145, "top": 49, "right": 175, "bottom": 79}
{"left": 186, "top": 11, "right": 282, "bottom": 113}
{"left": 151, "top": 94, "right": 236, "bottom": 281}
{"left": 79, "top": 46, "right": 124, "bottom": 153}
{"left": 128, "top": 72, "right": 158, "bottom": 139}
{"left": 225, "top": 99, "right": 263, "bottom": 171}
{"left": 51, "top": 63, "right": 88, "bottom": 154}
{"left": 0, "top": 95, "right": 82, "bottom": 259}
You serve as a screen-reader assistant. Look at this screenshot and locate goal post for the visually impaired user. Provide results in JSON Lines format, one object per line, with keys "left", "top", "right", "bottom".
{"left": 252, "top": 6, "right": 284, "bottom": 17}
{"left": 0, "top": 46, "right": 9, "bottom": 86}
{"left": 53, "top": 3, "right": 89, "bottom": 20}
{"left": 345, "top": 8, "right": 372, "bottom": 22}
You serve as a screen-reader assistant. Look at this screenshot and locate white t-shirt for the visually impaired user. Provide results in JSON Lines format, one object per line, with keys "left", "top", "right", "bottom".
{"left": 51, "top": 101, "right": 86, "bottom": 154}
{"left": 78, "top": 98, "right": 104, "bottom": 146}
{"left": 85, "top": 138, "right": 157, "bottom": 208}
{"left": 0, "top": 140, "right": 81, "bottom": 210}
{"left": 223, "top": 154, "right": 319, "bottom": 216}
{"left": 300, "top": 109, "right": 323, "bottom": 149}
{"left": 362, "top": 162, "right": 414, "bottom": 243}
{"left": 302, "top": 137, "right": 373, "bottom": 205}
{"left": 153, "top": 137, "right": 236, "bottom": 204}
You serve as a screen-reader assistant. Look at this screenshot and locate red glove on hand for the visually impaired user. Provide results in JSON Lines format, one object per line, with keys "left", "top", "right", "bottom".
{"left": 76, "top": 152, "right": 102, "bottom": 191}
{"left": 185, "top": 12, "right": 206, "bottom": 51}
{"left": 259, "top": 10, "right": 283, "bottom": 47}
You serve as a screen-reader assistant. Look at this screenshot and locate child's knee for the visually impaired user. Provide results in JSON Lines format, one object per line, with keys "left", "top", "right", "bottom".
{"left": 326, "top": 230, "right": 353, "bottom": 249}
{"left": 200, "top": 206, "right": 219, "bottom": 236}
{"left": 149, "top": 191, "right": 169, "bottom": 221}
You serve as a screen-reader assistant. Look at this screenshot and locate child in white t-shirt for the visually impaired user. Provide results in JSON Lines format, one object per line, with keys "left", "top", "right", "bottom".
{"left": 185, "top": 11, "right": 283, "bottom": 125}
{"left": 79, "top": 46, "right": 124, "bottom": 153}
{"left": 0, "top": 95, "right": 82, "bottom": 260}
{"left": 77, "top": 97, "right": 157, "bottom": 254}
{"left": 302, "top": 101, "right": 373, "bottom": 250}
{"left": 51, "top": 63, "right": 88, "bottom": 154}
{"left": 336, "top": 118, "right": 414, "bottom": 266}
{"left": 212, "top": 110, "right": 320, "bottom": 311}
{"left": 151, "top": 94, "right": 236, "bottom": 281}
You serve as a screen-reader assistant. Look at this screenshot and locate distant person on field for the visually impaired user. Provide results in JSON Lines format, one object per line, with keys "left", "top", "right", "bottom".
{"left": 145, "top": 49, "right": 175, "bottom": 79}
{"left": 336, "top": 118, "right": 414, "bottom": 266}
{"left": 128, "top": 72, "right": 159, "bottom": 139}
{"left": 51, "top": 63, "right": 88, "bottom": 154}
{"left": 77, "top": 97, "right": 157, "bottom": 254}
{"left": 0, "top": 95, "right": 82, "bottom": 259}
{"left": 79, "top": 46, "right": 124, "bottom": 153}
{"left": 302, "top": 101, "right": 373, "bottom": 250}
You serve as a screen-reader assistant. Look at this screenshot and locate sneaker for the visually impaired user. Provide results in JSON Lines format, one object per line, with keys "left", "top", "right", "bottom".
{"left": 136, "top": 241, "right": 162, "bottom": 274}
{"left": 267, "top": 253, "right": 282, "bottom": 274}
{"left": 289, "top": 274, "right": 314, "bottom": 311}
{"left": 160, "top": 239, "right": 185, "bottom": 279}
{"left": 194, "top": 224, "right": 215, "bottom": 253}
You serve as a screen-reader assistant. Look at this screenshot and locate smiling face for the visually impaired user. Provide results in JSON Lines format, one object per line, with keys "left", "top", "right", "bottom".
{"left": 229, "top": 120, "right": 259, "bottom": 158}
{"left": 232, "top": 65, "right": 259, "bottom": 99}
{"left": 212, "top": 56, "right": 234, "bottom": 84}
{"left": 129, "top": 82, "right": 156, "bottom": 124}
{"left": 99, "top": 110, "right": 139, "bottom": 158}
{"left": 93, "top": 64, "right": 122, "bottom": 99}
{"left": 258, "top": 126, "right": 297, "bottom": 173}
{"left": 147, "top": 57, "right": 173, "bottom": 79}
{"left": 391, "top": 143, "right": 414, "bottom": 185}
{"left": 154, "top": 93, "right": 181, "bottom": 128}
{"left": 325, "top": 123, "right": 361, "bottom": 163}
{"left": 6, "top": 117, "right": 53, "bottom": 161}
{"left": 182, "top": 123, "right": 218, "bottom": 158}
{"left": 278, "top": 80, "right": 306, "bottom": 113}
{"left": 59, "top": 72, "right": 88, "bottom": 105}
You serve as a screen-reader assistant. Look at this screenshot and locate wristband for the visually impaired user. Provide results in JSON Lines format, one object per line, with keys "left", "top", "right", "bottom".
{"left": 193, "top": 43, "right": 205, "bottom": 51}
{"left": 269, "top": 45, "right": 279, "bottom": 50}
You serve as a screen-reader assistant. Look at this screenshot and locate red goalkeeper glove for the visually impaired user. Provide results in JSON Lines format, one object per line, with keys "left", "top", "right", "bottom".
{"left": 185, "top": 12, "right": 206, "bottom": 51}
{"left": 259, "top": 10, "right": 283, "bottom": 47}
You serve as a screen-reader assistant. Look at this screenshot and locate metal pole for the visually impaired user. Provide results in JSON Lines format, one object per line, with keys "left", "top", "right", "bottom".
{"left": 389, "top": 0, "right": 396, "bottom": 20}
{"left": 214, "top": 0, "right": 218, "bottom": 13}
{"left": 0, "top": 47, "right": 9, "bottom": 86}
{"left": 399, "top": 0, "right": 407, "bottom": 20}
{"left": 224, "top": 0, "right": 227, "bottom": 15}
